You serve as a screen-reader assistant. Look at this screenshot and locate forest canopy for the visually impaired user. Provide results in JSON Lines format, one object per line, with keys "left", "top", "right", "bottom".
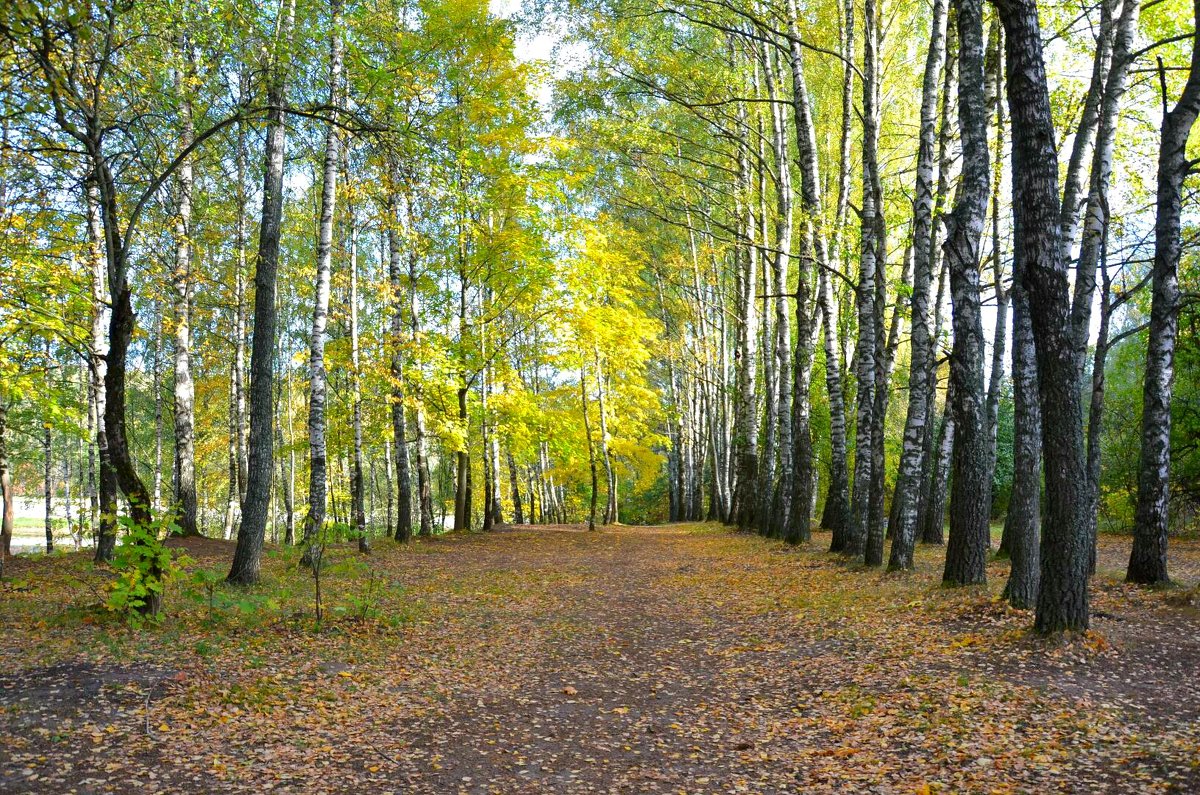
{"left": 2, "top": 0, "right": 1200, "bottom": 638}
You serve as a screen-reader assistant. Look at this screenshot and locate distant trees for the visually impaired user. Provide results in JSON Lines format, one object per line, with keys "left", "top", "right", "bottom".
{"left": 1, "top": 0, "right": 1199, "bottom": 636}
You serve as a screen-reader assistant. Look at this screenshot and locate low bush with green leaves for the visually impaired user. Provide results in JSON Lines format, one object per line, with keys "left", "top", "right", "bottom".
{"left": 104, "top": 517, "right": 191, "bottom": 626}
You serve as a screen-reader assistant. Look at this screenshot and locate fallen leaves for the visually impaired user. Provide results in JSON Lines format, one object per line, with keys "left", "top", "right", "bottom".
{"left": 2, "top": 525, "right": 1199, "bottom": 793}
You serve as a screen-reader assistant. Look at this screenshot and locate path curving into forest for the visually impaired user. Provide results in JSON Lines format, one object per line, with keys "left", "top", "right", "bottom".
{"left": 3, "top": 524, "right": 1200, "bottom": 793}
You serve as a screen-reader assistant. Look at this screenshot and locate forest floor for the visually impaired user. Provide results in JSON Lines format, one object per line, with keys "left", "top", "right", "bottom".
{"left": 2, "top": 523, "right": 1200, "bottom": 794}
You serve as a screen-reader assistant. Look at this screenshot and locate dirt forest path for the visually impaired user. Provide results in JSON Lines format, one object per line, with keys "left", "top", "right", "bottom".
{"left": 3, "top": 524, "right": 1200, "bottom": 794}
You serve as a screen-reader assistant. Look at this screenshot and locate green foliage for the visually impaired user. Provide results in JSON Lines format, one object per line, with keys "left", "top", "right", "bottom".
{"left": 620, "top": 470, "right": 669, "bottom": 525}
{"left": 104, "top": 517, "right": 191, "bottom": 626}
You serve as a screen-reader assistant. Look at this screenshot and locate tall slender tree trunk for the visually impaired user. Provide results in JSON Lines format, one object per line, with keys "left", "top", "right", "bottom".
{"left": 942, "top": 0, "right": 992, "bottom": 586}
{"left": 582, "top": 368, "right": 599, "bottom": 531}
{"left": 1085, "top": 250, "right": 1113, "bottom": 575}
{"left": 1069, "top": 0, "right": 1134, "bottom": 369}
{"left": 403, "top": 221, "right": 433, "bottom": 538}
{"left": 224, "top": 366, "right": 238, "bottom": 539}
{"left": 454, "top": 386, "right": 471, "bottom": 532}
{"left": 997, "top": 0, "right": 1091, "bottom": 633}
{"left": 915, "top": 23, "right": 959, "bottom": 543}
{"left": 229, "top": 0, "right": 297, "bottom": 585}
{"left": 349, "top": 215, "right": 368, "bottom": 552}
{"left": 388, "top": 213, "right": 414, "bottom": 541}
{"left": 821, "top": 0, "right": 855, "bottom": 544}
{"left": 507, "top": 450, "right": 524, "bottom": 524}
{"left": 763, "top": 45, "right": 793, "bottom": 539}
{"left": 171, "top": 54, "right": 198, "bottom": 537}
{"left": 0, "top": 122, "right": 9, "bottom": 566}
{"left": 65, "top": 442, "right": 75, "bottom": 547}
{"left": 152, "top": 307, "right": 164, "bottom": 513}
{"left": 1002, "top": 284, "right": 1041, "bottom": 607}
{"left": 234, "top": 71, "right": 250, "bottom": 504}
{"left": 849, "top": 0, "right": 881, "bottom": 559}
{"left": 86, "top": 371, "right": 97, "bottom": 549}
{"left": 44, "top": 345, "right": 54, "bottom": 553}
{"left": 889, "top": 0, "right": 949, "bottom": 570}
{"left": 983, "top": 20, "right": 1009, "bottom": 523}
{"left": 481, "top": 356, "right": 495, "bottom": 533}
{"left": 227, "top": 67, "right": 251, "bottom": 537}
{"left": 921, "top": 377, "right": 954, "bottom": 545}
{"left": 1, "top": 392, "right": 13, "bottom": 566}
{"left": 730, "top": 100, "right": 760, "bottom": 531}
{"left": 864, "top": 0, "right": 893, "bottom": 568}
{"left": 1129, "top": 1, "right": 1200, "bottom": 585}
{"left": 383, "top": 440, "right": 394, "bottom": 533}
{"left": 489, "top": 426, "right": 503, "bottom": 525}
{"left": 783, "top": 1, "right": 822, "bottom": 545}
{"left": 283, "top": 358, "right": 296, "bottom": 545}
{"left": 1073, "top": 0, "right": 1140, "bottom": 568}
{"left": 85, "top": 177, "right": 115, "bottom": 563}
{"left": 595, "top": 354, "right": 618, "bottom": 525}
{"left": 299, "top": 0, "right": 344, "bottom": 569}
{"left": 224, "top": 270, "right": 239, "bottom": 538}
{"left": 865, "top": 238, "right": 907, "bottom": 564}
{"left": 1059, "top": 0, "right": 1119, "bottom": 262}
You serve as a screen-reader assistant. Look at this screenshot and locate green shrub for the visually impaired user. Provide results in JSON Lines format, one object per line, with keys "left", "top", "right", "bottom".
{"left": 104, "top": 517, "right": 191, "bottom": 627}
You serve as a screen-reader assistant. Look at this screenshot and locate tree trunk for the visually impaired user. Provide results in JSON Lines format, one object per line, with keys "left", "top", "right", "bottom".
{"left": 921, "top": 380, "right": 954, "bottom": 545}
{"left": 756, "top": 45, "right": 792, "bottom": 538}
{"left": 1069, "top": 0, "right": 1137, "bottom": 372}
{"left": 507, "top": 450, "right": 524, "bottom": 524}
{"left": 782, "top": 1, "right": 823, "bottom": 545}
{"left": 821, "top": 0, "right": 855, "bottom": 545}
{"left": 383, "top": 440, "right": 394, "bottom": 534}
{"left": 44, "top": 349, "right": 54, "bottom": 553}
{"left": 998, "top": 0, "right": 1091, "bottom": 632}
{"left": 1085, "top": 257, "right": 1112, "bottom": 576}
{"left": 1129, "top": 2, "right": 1200, "bottom": 585}
{"left": 152, "top": 308, "right": 164, "bottom": 513}
{"left": 228, "top": 0, "right": 296, "bottom": 585}
{"left": 299, "top": 0, "right": 344, "bottom": 570}
{"left": 389, "top": 215, "right": 414, "bottom": 542}
{"left": 1, "top": 392, "right": 13, "bottom": 565}
{"left": 482, "top": 359, "right": 495, "bottom": 533}
{"left": 595, "top": 353, "right": 618, "bottom": 525}
{"left": 889, "top": 0, "right": 949, "bottom": 570}
{"left": 65, "top": 438, "right": 75, "bottom": 547}
{"left": 1073, "top": 0, "right": 1141, "bottom": 567}
{"left": 1059, "top": 0, "right": 1119, "bottom": 262}
{"left": 171, "top": 58, "right": 198, "bottom": 537}
{"left": 349, "top": 216, "right": 368, "bottom": 553}
{"left": 915, "top": 23, "right": 959, "bottom": 545}
{"left": 234, "top": 69, "right": 250, "bottom": 504}
{"left": 730, "top": 102, "right": 760, "bottom": 531}
{"left": 283, "top": 359, "right": 296, "bottom": 545}
{"left": 848, "top": 0, "right": 881, "bottom": 559}
{"left": 224, "top": 364, "right": 238, "bottom": 539}
{"left": 85, "top": 176, "right": 116, "bottom": 564}
{"left": 224, "top": 288, "right": 239, "bottom": 538}
{"left": 1002, "top": 283, "right": 1041, "bottom": 607}
{"left": 489, "top": 427, "right": 503, "bottom": 526}
{"left": 942, "top": 0, "right": 992, "bottom": 586}
{"left": 582, "top": 368, "right": 599, "bottom": 531}
{"left": 86, "top": 369, "right": 97, "bottom": 550}
{"left": 454, "top": 386, "right": 471, "bottom": 532}
{"left": 983, "top": 20, "right": 1009, "bottom": 522}
{"left": 398, "top": 190, "right": 434, "bottom": 537}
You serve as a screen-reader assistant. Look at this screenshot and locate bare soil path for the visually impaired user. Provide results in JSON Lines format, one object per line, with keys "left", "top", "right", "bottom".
{"left": 2, "top": 524, "right": 1199, "bottom": 793}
